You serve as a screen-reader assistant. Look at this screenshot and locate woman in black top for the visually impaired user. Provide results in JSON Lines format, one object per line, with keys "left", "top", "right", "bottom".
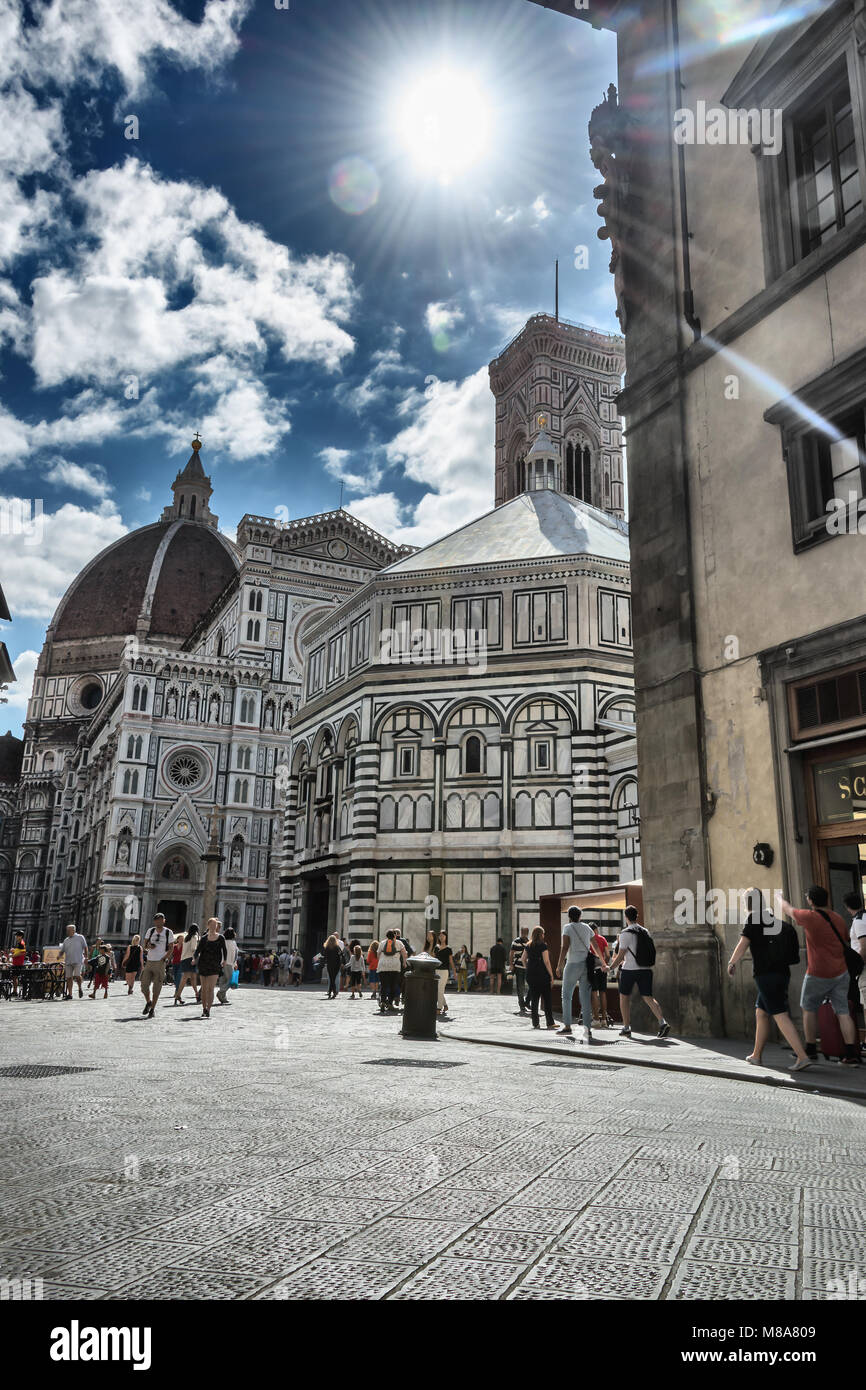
{"left": 323, "top": 934, "right": 343, "bottom": 999}
{"left": 727, "top": 888, "right": 810, "bottom": 1070}
{"left": 435, "top": 933, "right": 453, "bottom": 1016}
{"left": 194, "top": 918, "right": 227, "bottom": 1018}
{"left": 121, "top": 936, "right": 142, "bottom": 995}
{"left": 522, "top": 926, "right": 557, "bottom": 1029}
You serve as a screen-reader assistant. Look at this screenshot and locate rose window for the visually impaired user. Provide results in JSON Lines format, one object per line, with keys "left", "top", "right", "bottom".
{"left": 167, "top": 752, "right": 204, "bottom": 790}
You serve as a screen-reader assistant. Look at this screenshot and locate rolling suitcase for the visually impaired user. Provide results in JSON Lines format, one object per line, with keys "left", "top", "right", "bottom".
{"left": 818, "top": 1001, "right": 844, "bottom": 1060}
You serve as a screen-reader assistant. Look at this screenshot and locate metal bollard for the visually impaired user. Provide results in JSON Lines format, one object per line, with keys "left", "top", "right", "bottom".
{"left": 400, "top": 952, "right": 439, "bottom": 1041}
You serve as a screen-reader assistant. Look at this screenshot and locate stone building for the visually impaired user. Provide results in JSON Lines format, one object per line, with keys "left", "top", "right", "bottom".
{"left": 280, "top": 474, "right": 636, "bottom": 961}
{"left": 490, "top": 313, "right": 626, "bottom": 517}
{"left": 532, "top": 0, "right": 866, "bottom": 1035}
{"left": 5, "top": 440, "right": 408, "bottom": 950}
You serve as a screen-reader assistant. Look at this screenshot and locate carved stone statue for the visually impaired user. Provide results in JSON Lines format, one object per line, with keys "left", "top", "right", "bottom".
{"left": 166, "top": 692, "right": 178, "bottom": 717}
{"left": 117, "top": 839, "right": 130, "bottom": 865}
{"left": 230, "top": 846, "right": 242, "bottom": 872}
{"left": 589, "top": 83, "right": 631, "bottom": 333}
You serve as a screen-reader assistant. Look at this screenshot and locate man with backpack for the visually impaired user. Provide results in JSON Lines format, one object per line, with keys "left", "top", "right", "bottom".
{"left": 139, "top": 913, "right": 174, "bottom": 1018}
{"left": 609, "top": 905, "right": 671, "bottom": 1038}
{"left": 779, "top": 885, "right": 861, "bottom": 1066}
{"left": 727, "top": 888, "right": 811, "bottom": 1071}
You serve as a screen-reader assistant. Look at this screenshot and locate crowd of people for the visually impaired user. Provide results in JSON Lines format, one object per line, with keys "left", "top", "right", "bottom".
{"left": 3, "top": 883, "right": 864, "bottom": 1067}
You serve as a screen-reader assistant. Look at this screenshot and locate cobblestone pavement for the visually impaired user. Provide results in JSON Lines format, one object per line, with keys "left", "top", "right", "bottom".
{"left": 441, "top": 992, "right": 866, "bottom": 1101}
{"left": 1, "top": 983, "right": 864, "bottom": 1301}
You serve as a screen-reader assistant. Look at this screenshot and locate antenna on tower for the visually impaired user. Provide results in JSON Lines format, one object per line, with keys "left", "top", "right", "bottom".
{"left": 555, "top": 260, "right": 559, "bottom": 322}
{"left": 339, "top": 480, "right": 344, "bottom": 511}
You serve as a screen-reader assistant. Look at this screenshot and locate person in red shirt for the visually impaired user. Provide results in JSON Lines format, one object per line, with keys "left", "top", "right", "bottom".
{"left": 11, "top": 935, "right": 27, "bottom": 967}
{"left": 589, "top": 924, "right": 611, "bottom": 1027}
{"left": 780, "top": 885, "right": 860, "bottom": 1065}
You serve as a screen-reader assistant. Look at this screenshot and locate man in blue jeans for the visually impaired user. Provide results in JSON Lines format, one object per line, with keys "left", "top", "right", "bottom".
{"left": 556, "top": 906, "right": 607, "bottom": 1043}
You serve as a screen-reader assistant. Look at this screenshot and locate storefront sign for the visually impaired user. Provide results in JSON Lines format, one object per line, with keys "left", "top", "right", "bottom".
{"left": 815, "top": 754, "right": 866, "bottom": 824}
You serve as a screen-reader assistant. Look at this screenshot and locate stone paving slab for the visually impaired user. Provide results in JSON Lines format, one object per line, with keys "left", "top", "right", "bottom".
{"left": 440, "top": 996, "right": 866, "bottom": 1100}
{"left": 1, "top": 984, "right": 865, "bottom": 1301}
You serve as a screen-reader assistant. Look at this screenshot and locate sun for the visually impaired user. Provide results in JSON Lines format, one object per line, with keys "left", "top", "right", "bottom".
{"left": 392, "top": 66, "right": 492, "bottom": 183}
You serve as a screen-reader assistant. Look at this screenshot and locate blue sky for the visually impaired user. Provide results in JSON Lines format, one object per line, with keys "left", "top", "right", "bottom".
{"left": 0, "top": 0, "right": 618, "bottom": 734}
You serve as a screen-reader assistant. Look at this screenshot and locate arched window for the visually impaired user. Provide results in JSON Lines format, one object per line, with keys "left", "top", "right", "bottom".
{"left": 122, "top": 770, "right": 131, "bottom": 794}
{"left": 127, "top": 735, "right": 135, "bottom": 758}
{"left": 139, "top": 684, "right": 148, "bottom": 712}
{"left": 130, "top": 771, "right": 139, "bottom": 795}
{"left": 190, "top": 495, "right": 196, "bottom": 519}
{"left": 179, "top": 495, "right": 186, "bottom": 516}
{"left": 465, "top": 735, "right": 482, "bottom": 774}
{"left": 234, "top": 779, "right": 249, "bottom": 804}
{"left": 565, "top": 440, "right": 593, "bottom": 503}
{"left": 615, "top": 779, "right": 641, "bottom": 881}
{"left": 132, "top": 684, "right": 140, "bottom": 711}
{"left": 246, "top": 619, "right": 260, "bottom": 642}
{"left": 236, "top": 746, "right": 252, "bottom": 770}
{"left": 216, "top": 631, "right": 224, "bottom": 658}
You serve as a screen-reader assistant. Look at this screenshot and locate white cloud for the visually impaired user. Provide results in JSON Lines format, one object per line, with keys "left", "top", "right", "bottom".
{"left": 136, "top": 487, "right": 152, "bottom": 502}
{"left": 2, "top": 648, "right": 38, "bottom": 713}
{"left": 0, "top": 389, "right": 167, "bottom": 471}
{"left": 345, "top": 492, "right": 404, "bottom": 537}
{"left": 336, "top": 345, "right": 417, "bottom": 415}
{"left": 194, "top": 378, "right": 291, "bottom": 461}
{"left": 318, "top": 446, "right": 382, "bottom": 495}
{"left": 43, "top": 457, "right": 112, "bottom": 499}
{"left": 424, "top": 300, "right": 466, "bottom": 340}
{"left": 493, "top": 194, "right": 554, "bottom": 229}
{"left": 350, "top": 367, "right": 495, "bottom": 547}
{"left": 0, "top": 496, "right": 127, "bottom": 619}
{"left": 30, "top": 159, "right": 356, "bottom": 392}
{"left": 1, "top": 0, "right": 252, "bottom": 99}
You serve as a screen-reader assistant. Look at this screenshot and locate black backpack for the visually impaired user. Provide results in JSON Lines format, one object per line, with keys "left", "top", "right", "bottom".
{"left": 629, "top": 924, "right": 656, "bottom": 968}
{"left": 753, "top": 916, "right": 800, "bottom": 968}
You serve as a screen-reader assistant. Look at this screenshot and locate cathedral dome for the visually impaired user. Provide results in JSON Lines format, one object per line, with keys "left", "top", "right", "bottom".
{"left": 51, "top": 440, "right": 239, "bottom": 645}
{"left": 0, "top": 730, "right": 23, "bottom": 784}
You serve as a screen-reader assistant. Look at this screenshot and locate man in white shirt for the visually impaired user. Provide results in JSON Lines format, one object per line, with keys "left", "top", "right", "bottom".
{"left": 58, "top": 922, "right": 88, "bottom": 1000}
{"left": 139, "top": 913, "right": 174, "bottom": 1018}
{"left": 555, "top": 906, "right": 607, "bottom": 1043}
{"left": 843, "top": 893, "right": 866, "bottom": 1048}
{"left": 609, "top": 905, "right": 671, "bottom": 1039}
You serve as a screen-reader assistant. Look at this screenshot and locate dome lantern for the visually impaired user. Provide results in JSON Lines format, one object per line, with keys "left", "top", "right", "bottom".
{"left": 525, "top": 417, "right": 561, "bottom": 493}
{"left": 161, "top": 433, "right": 219, "bottom": 528}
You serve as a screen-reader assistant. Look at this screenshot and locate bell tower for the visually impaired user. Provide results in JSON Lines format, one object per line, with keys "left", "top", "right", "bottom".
{"left": 488, "top": 314, "right": 625, "bottom": 517}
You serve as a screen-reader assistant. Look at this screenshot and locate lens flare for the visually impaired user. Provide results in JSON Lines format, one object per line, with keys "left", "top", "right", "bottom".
{"left": 328, "top": 156, "right": 381, "bottom": 215}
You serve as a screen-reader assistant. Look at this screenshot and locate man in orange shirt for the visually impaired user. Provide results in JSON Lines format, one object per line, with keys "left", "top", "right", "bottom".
{"left": 780, "top": 885, "right": 860, "bottom": 1066}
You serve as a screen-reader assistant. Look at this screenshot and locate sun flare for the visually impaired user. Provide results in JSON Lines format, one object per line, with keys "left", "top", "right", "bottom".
{"left": 392, "top": 66, "right": 492, "bottom": 183}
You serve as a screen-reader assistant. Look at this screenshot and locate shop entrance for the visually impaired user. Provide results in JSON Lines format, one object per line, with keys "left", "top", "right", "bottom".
{"left": 820, "top": 839, "right": 866, "bottom": 915}
{"left": 808, "top": 741, "right": 866, "bottom": 911}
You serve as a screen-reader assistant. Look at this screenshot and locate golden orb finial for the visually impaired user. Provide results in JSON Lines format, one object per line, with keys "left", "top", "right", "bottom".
{"left": 191, "top": 431, "right": 202, "bottom": 451}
